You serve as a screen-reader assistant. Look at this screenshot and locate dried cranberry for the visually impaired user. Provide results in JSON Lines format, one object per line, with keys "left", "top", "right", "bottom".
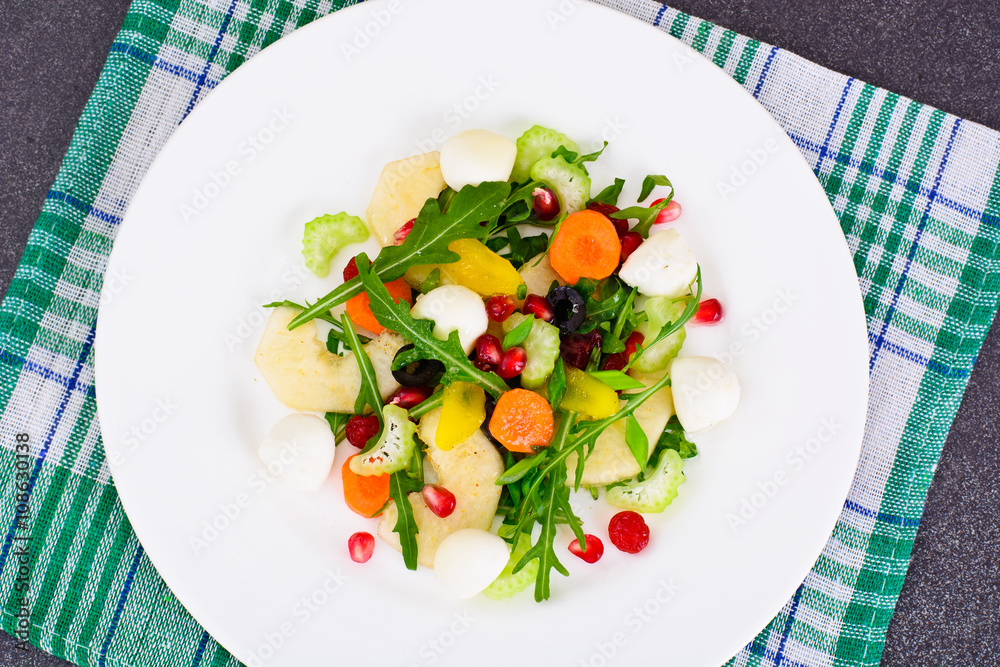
{"left": 522, "top": 294, "right": 555, "bottom": 322}
{"left": 345, "top": 415, "right": 380, "bottom": 449}
{"left": 476, "top": 335, "right": 503, "bottom": 365}
{"left": 608, "top": 511, "right": 650, "bottom": 554}
{"left": 601, "top": 353, "right": 627, "bottom": 371}
{"left": 532, "top": 187, "right": 560, "bottom": 221}
{"left": 587, "top": 202, "right": 620, "bottom": 217}
{"left": 568, "top": 534, "right": 605, "bottom": 563}
{"left": 348, "top": 531, "right": 375, "bottom": 563}
{"left": 619, "top": 232, "right": 644, "bottom": 263}
{"left": 386, "top": 386, "right": 433, "bottom": 409}
{"left": 497, "top": 347, "right": 527, "bottom": 379}
{"left": 560, "top": 334, "right": 593, "bottom": 370}
{"left": 694, "top": 298, "right": 724, "bottom": 324}
{"left": 422, "top": 485, "right": 457, "bottom": 518}
{"left": 486, "top": 294, "right": 517, "bottom": 322}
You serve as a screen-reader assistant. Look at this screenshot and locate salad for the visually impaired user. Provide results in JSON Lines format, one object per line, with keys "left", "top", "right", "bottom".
{"left": 254, "top": 125, "right": 741, "bottom": 602}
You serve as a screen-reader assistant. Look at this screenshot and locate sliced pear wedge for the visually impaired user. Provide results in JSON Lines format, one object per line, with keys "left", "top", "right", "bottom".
{"left": 366, "top": 151, "right": 446, "bottom": 246}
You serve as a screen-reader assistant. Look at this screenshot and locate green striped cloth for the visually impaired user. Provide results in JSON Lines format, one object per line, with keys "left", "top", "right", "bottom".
{"left": 2, "top": 0, "right": 998, "bottom": 665}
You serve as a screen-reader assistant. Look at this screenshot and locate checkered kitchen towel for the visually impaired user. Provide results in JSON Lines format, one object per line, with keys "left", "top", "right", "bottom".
{"left": 2, "top": 0, "right": 999, "bottom": 665}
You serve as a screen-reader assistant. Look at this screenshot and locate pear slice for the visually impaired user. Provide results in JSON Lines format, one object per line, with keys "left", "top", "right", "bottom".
{"left": 255, "top": 307, "right": 404, "bottom": 413}
{"left": 366, "top": 151, "right": 447, "bottom": 246}
{"left": 566, "top": 374, "right": 674, "bottom": 487}
{"left": 518, "top": 252, "right": 563, "bottom": 298}
{"left": 378, "top": 407, "right": 503, "bottom": 568}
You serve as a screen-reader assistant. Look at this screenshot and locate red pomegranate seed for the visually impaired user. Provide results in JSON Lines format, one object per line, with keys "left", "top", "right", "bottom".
{"left": 532, "top": 187, "right": 560, "bottom": 221}
{"left": 608, "top": 511, "right": 650, "bottom": 554}
{"left": 486, "top": 294, "right": 517, "bottom": 322}
{"left": 650, "top": 198, "right": 682, "bottom": 225}
{"left": 624, "top": 331, "right": 645, "bottom": 357}
{"left": 497, "top": 347, "right": 527, "bottom": 379}
{"left": 473, "top": 359, "right": 497, "bottom": 373}
{"left": 476, "top": 335, "right": 503, "bottom": 365}
{"left": 422, "top": 485, "right": 457, "bottom": 518}
{"left": 348, "top": 531, "right": 375, "bottom": 563}
{"left": 523, "top": 294, "right": 555, "bottom": 322}
{"left": 587, "top": 202, "right": 619, "bottom": 217}
{"left": 387, "top": 386, "right": 433, "bottom": 409}
{"left": 394, "top": 219, "right": 415, "bottom": 245}
{"left": 568, "top": 534, "right": 605, "bottom": 563}
{"left": 343, "top": 256, "right": 371, "bottom": 282}
{"left": 345, "top": 415, "right": 380, "bottom": 449}
{"left": 694, "top": 298, "right": 724, "bottom": 324}
{"left": 619, "top": 232, "right": 643, "bottom": 263}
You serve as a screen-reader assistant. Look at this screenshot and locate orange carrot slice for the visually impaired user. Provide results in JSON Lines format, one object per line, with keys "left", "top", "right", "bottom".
{"left": 346, "top": 278, "right": 413, "bottom": 335}
{"left": 342, "top": 455, "right": 390, "bottom": 518}
{"left": 548, "top": 210, "right": 622, "bottom": 284}
{"left": 489, "top": 389, "right": 555, "bottom": 453}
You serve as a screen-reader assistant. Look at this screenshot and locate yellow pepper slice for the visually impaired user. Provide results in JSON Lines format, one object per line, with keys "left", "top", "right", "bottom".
{"left": 436, "top": 381, "right": 486, "bottom": 450}
{"left": 560, "top": 367, "right": 619, "bottom": 420}
{"left": 406, "top": 239, "right": 524, "bottom": 297}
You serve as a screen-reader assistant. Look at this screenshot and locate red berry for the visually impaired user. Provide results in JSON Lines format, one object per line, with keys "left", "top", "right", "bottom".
{"left": 497, "top": 347, "right": 527, "bottom": 379}
{"left": 650, "top": 198, "right": 682, "bottom": 225}
{"left": 587, "top": 202, "right": 619, "bottom": 217}
{"left": 523, "top": 294, "right": 555, "bottom": 322}
{"left": 624, "top": 331, "right": 645, "bottom": 357}
{"left": 568, "top": 534, "right": 605, "bottom": 563}
{"left": 619, "top": 232, "right": 643, "bottom": 263}
{"left": 532, "top": 187, "right": 560, "bottom": 221}
{"left": 387, "top": 386, "right": 433, "bottom": 409}
{"left": 694, "top": 298, "right": 724, "bottom": 324}
{"left": 343, "top": 256, "right": 371, "bottom": 282}
{"left": 601, "top": 353, "right": 627, "bottom": 372}
{"left": 476, "top": 335, "right": 503, "bottom": 365}
{"left": 345, "top": 415, "right": 380, "bottom": 449}
{"left": 422, "top": 485, "right": 457, "bottom": 518}
{"left": 608, "top": 511, "right": 650, "bottom": 554}
{"left": 348, "top": 531, "right": 375, "bottom": 563}
{"left": 486, "top": 294, "right": 517, "bottom": 322}
{"left": 394, "top": 218, "right": 415, "bottom": 245}
{"left": 611, "top": 217, "right": 630, "bottom": 238}
{"left": 560, "top": 334, "right": 593, "bottom": 370}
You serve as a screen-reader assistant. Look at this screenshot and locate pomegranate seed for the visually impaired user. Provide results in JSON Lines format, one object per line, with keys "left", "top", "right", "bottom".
{"left": 619, "top": 232, "right": 643, "bottom": 263}
{"left": 523, "top": 294, "right": 555, "bottom": 322}
{"left": 473, "top": 359, "right": 496, "bottom": 373}
{"left": 345, "top": 415, "right": 380, "bottom": 449}
{"left": 476, "top": 335, "right": 503, "bottom": 365}
{"left": 532, "top": 187, "right": 560, "bottom": 221}
{"left": 568, "top": 534, "right": 605, "bottom": 563}
{"left": 624, "top": 331, "right": 645, "bottom": 357}
{"left": 587, "top": 202, "right": 619, "bottom": 218}
{"left": 387, "top": 386, "right": 433, "bottom": 409}
{"left": 348, "top": 531, "right": 375, "bottom": 563}
{"left": 393, "top": 219, "right": 415, "bottom": 245}
{"left": 343, "top": 256, "right": 371, "bottom": 282}
{"left": 694, "top": 298, "right": 724, "bottom": 324}
{"left": 422, "top": 484, "right": 457, "bottom": 518}
{"left": 486, "top": 294, "right": 517, "bottom": 322}
{"left": 608, "top": 511, "right": 650, "bottom": 554}
{"left": 497, "top": 347, "right": 527, "bottom": 379}
{"left": 650, "top": 198, "right": 682, "bottom": 225}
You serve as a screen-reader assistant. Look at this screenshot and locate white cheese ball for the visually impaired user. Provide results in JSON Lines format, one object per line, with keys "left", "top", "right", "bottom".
{"left": 669, "top": 356, "right": 741, "bottom": 433}
{"left": 258, "top": 413, "right": 336, "bottom": 492}
{"left": 619, "top": 229, "right": 698, "bottom": 298}
{"left": 410, "top": 285, "right": 488, "bottom": 354}
{"left": 439, "top": 129, "right": 517, "bottom": 191}
{"left": 434, "top": 529, "right": 510, "bottom": 598}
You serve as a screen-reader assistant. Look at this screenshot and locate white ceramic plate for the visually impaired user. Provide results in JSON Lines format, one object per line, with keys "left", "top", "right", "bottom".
{"left": 95, "top": 1, "right": 869, "bottom": 665}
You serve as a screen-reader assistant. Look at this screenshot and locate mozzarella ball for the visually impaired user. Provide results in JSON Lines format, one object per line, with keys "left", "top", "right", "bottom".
{"left": 434, "top": 529, "right": 510, "bottom": 598}
{"left": 439, "top": 129, "right": 517, "bottom": 191}
{"left": 410, "top": 285, "right": 488, "bottom": 354}
{"left": 669, "top": 356, "right": 741, "bottom": 433}
{"left": 258, "top": 413, "right": 336, "bottom": 491}
{"left": 619, "top": 229, "right": 698, "bottom": 298}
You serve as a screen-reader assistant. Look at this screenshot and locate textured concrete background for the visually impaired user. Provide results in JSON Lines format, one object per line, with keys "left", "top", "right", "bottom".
{"left": 1, "top": 0, "right": 998, "bottom": 665}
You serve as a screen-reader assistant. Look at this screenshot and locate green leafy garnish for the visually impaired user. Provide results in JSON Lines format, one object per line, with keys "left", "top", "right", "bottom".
{"left": 355, "top": 256, "right": 509, "bottom": 397}
{"left": 611, "top": 198, "right": 671, "bottom": 237}
{"left": 388, "top": 471, "right": 422, "bottom": 570}
{"left": 419, "top": 268, "right": 441, "bottom": 294}
{"left": 583, "top": 279, "right": 628, "bottom": 326}
{"left": 552, "top": 142, "right": 607, "bottom": 165}
{"left": 503, "top": 316, "right": 534, "bottom": 350}
{"left": 652, "top": 418, "right": 699, "bottom": 461}
{"left": 638, "top": 175, "right": 673, "bottom": 203}
{"left": 324, "top": 412, "right": 351, "bottom": 435}
{"left": 589, "top": 370, "right": 645, "bottom": 391}
{"left": 548, "top": 358, "right": 567, "bottom": 409}
{"left": 627, "top": 268, "right": 701, "bottom": 371}
{"left": 590, "top": 178, "right": 626, "bottom": 207}
{"left": 501, "top": 227, "right": 549, "bottom": 268}
{"left": 625, "top": 413, "right": 649, "bottom": 470}
{"left": 341, "top": 313, "right": 384, "bottom": 443}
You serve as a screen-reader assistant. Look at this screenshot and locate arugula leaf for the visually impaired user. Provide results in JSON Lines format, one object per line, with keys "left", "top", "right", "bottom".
{"left": 485, "top": 236, "right": 508, "bottom": 253}
{"left": 638, "top": 174, "right": 673, "bottom": 203}
{"left": 341, "top": 313, "right": 384, "bottom": 440}
{"left": 356, "top": 258, "right": 510, "bottom": 397}
{"left": 576, "top": 142, "right": 608, "bottom": 164}
{"left": 324, "top": 412, "right": 351, "bottom": 436}
{"left": 325, "top": 330, "right": 346, "bottom": 356}
{"left": 585, "top": 279, "right": 628, "bottom": 325}
{"left": 388, "top": 471, "right": 422, "bottom": 570}
{"left": 504, "top": 227, "right": 549, "bottom": 268}
{"left": 624, "top": 413, "right": 649, "bottom": 470}
{"left": 419, "top": 268, "right": 441, "bottom": 294}
{"left": 288, "top": 182, "right": 510, "bottom": 329}
{"left": 503, "top": 317, "right": 534, "bottom": 350}
{"left": 628, "top": 268, "right": 701, "bottom": 371}
{"left": 497, "top": 450, "right": 549, "bottom": 485}
{"left": 551, "top": 142, "right": 606, "bottom": 166}
{"left": 548, "top": 358, "right": 567, "bottom": 409}
{"left": 653, "top": 418, "right": 698, "bottom": 460}
{"left": 611, "top": 198, "right": 671, "bottom": 237}
{"left": 589, "top": 370, "right": 645, "bottom": 391}
{"left": 601, "top": 287, "right": 637, "bottom": 354}
{"left": 589, "top": 178, "right": 626, "bottom": 207}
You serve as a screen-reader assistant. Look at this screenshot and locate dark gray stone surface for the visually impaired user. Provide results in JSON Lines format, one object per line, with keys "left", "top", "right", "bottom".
{"left": 0, "top": 1, "right": 997, "bottom": 665}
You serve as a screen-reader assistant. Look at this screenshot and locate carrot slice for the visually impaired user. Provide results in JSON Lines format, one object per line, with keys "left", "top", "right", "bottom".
{"left": 489, "top": 389, "right": 555, "bottom": 453}
{"left": 548, "top": 210, "right": 622, "bottom": 284}
{"left": 342, "top": 454, "right": 390, "bottom": 518}
{"left": 346, "top": 278, "right": 413, "bottom": 335}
